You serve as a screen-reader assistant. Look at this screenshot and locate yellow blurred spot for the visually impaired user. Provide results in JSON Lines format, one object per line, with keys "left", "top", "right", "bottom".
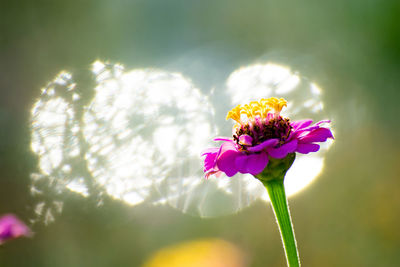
{"left": 142, "top": 239, "right": 247, "bottom": 267}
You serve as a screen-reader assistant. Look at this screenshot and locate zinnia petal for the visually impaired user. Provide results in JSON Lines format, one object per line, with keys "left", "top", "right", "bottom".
{"left": 316, "top": 120, "right": 331, "bottom": 125}
{"left": 247, "top": 138, "right": 279, "bottom": 152}
{"left": 235, "top": 153, "right": 269, "bottom": 175}
{"left": 213, "top": 137, "right": 232, "bottom": 142}
{"left": 296, "top": 125, "right": 321, "bottom": 133}
{"left": 201, "top": 147, "right": 219, "bottom": 156}
{"left": 267, "top": 139, "right": 298, "bottom": 159}
{"left": 239, "top": 135, "right": 253, "bottom": 146}
{"left": 235, "top": 155, "right": 249, "bottom": 173}
{"left": 216, "top": 141, "right": 241, "bottom": 177}
{"left": 205, "top": 170, "right": 222, "bottom": 179}
{"left": 245, "top": 153, "right": 269, "bottom": 175}
{"left": 298, "top": 128, "right": 334, "bottom": 143}
{"left": 296, "top": 143, "right": 320, "bottom": 154}
{"left": 203, "top": 150, "right": 218, "bottom": 172}
{"left": 290, "top": 119, "right": 313, "bottom": 131}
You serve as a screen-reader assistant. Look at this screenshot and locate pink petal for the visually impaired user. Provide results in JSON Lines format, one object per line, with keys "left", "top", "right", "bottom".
{"left": 201, "top": 147, "right": 219, "bottom": 156}
{"left": 205, "top": 169, "right": 222, "bottom": 179}
{"left": 298, "top": 127, "right": 334, "bottom": 143}
{"left": 239, "top": 135, "right": 253, "bottom": 146}
{"left": 298, "top": 125, "right": 321, "bottom": 132}
{"left": 267, "top": 139, "right": 298, "bottom": 159}
{"left": 216, "top": 141, "right": 241, "bottom": 177}
{"left": 247, "top": 138, "right": 279, "bottom": 152}
{"left": 213, "top": 137, "right": 232, "bottom": 142}
{"left": 246, "top": 153, "right": 269, "bottom": 175}
{"left": 291, "top": 119, "right": 313, "bottom": 131}
{"left": 295, "top": 120, "right": 332, "bottom": 135}
{"left": 203, "top": 151, "right": 218, "bottom": 172}
{"left": 296, "top": 143, "right": 320, "bottom": 154}
{"left": 235, "top": 153, "right": 269, "bottom": 175}
{"left": 235, "top": 155, "right": 249, "bottom": 173}
{"left": 316, "top": 120, "right": 331, "bottom": 125}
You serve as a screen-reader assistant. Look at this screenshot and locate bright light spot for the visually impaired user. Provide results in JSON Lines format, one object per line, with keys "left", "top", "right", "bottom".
{"left": 34, "top": 202, "right": 45, "bottom": 216}
{"left": 31, "top": 97, "right": 79, "bottom": 176}
{"left": 82, "top": 63, "right": 215, "bottom": 207}
{"left": 285, "top": 155, "right": 324, "bottom": 196}
{"left": 29, "top": 72, "right": 84, "bottom": 224}
{"left": 66, "top": 179, "right": 89, "bottom": 197}
{"left": 310, "top": 83, "right": 322, "bottom": 95}
{"left": 92, "top": 60, "right": 105, "bottom": 74}
{"left": 227, "top": 64, "right": 301, "bottom": 104}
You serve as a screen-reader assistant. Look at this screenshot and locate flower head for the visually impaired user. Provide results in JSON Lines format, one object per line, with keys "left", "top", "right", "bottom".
{"left": 202, "top": 97, "right": 333, "bottom": 179}
{"left": 0, "top": 214, "right": 32, "bottom": 245}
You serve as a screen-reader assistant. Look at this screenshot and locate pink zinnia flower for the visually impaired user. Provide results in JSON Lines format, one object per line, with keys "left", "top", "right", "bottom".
{"left": 0, "top": 214, "right": 32, "bottom": 245}
{"left": 202, "top": 97, "right": 334, "bottom": 178}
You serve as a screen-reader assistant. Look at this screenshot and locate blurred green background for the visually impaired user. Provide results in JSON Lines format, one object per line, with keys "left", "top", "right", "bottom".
{"left": 1, "top": 0, "right": 399, "bottom": 266}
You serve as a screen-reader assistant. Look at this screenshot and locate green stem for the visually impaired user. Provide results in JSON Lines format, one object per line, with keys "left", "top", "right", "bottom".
{"left": 263, "top": 179, "right": 300, "bottom": 267}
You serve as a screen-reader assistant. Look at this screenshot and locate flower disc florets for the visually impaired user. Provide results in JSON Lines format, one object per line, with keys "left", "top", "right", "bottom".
{"left": 229, "top": 98, "right": 291, "bottom": 149}
{"left": 233, "top": 116, "right": 292, "bottom": 151}
{"left": 202, "top": 97, "right": 334, "bottom": 179}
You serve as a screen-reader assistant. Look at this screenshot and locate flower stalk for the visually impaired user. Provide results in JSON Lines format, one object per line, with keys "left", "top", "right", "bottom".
{"left": 256, "top": 153, "right": 300, "bottom": 267}
{"left": 263, "top": 179, "right": 300, "bottom": 267}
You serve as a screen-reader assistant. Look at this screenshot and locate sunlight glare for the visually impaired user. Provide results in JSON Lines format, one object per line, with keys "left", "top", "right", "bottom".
{"left": 82, "top": 62, "right": 215, "bottom": 207}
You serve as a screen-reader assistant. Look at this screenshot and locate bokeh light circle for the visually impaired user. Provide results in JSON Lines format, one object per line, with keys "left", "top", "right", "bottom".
{"left": 83, "top": 62, "right": 215, "bottom": 207}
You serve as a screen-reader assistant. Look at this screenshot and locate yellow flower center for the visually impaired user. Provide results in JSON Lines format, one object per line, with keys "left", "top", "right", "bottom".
{"left": 226, "top": 97, "right": 287, "bottom": 123}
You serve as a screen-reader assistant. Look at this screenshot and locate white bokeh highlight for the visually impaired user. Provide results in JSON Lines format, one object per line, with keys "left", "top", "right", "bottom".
{"left": 82, "top": 62, "right": 215, "bottom": 207}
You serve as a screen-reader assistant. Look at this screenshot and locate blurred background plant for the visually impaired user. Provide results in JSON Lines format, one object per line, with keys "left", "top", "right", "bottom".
{"left": 0, "top": 214, "right": 31, "bottom": 245}
{"left": 0, "top": 0, "right": 399, "bottom": 266}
